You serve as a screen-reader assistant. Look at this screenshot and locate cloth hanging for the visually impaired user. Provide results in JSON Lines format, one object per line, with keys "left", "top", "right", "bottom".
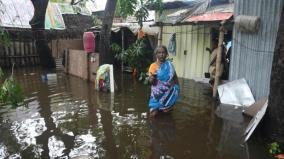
{"left": 168, "top": 33, "right": 176, "bottom": 56}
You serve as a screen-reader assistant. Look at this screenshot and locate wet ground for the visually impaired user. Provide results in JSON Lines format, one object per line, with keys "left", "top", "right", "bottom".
{"left": 0, "top": 68, "right": 270, "bottom": 159}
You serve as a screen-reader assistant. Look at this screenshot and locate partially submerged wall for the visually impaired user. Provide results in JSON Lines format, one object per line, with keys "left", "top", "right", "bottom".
{"left": 50, "top": 39, "right": 83, "bottom": 58}
{"left": 65, "top": 49, "right": 99, "bottom": 82}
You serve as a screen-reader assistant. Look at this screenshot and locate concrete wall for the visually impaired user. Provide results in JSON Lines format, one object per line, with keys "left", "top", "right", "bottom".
{"left": 65, "top": 49, "right": 99, "bottom": 81}
{"left": 50, "top": 39, "right": 84, "bottom": 58}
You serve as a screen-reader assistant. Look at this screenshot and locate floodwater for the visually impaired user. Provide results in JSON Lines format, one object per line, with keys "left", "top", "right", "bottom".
{"left": 0, "top": 68, "right": 269, "bottom": 159}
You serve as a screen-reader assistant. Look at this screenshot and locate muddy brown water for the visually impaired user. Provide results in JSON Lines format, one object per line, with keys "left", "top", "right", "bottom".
{"left": 0, "top": 68, "right": 269, "bottom": 159}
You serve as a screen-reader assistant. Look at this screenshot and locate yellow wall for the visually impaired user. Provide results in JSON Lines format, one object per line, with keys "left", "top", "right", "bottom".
{"left": 162, "top": 25, "right": 211, "bottom": 79}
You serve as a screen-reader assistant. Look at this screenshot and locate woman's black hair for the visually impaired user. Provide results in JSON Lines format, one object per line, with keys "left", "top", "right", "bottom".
{"left": 154, "top": 45, "right": 168, "bottom": 54}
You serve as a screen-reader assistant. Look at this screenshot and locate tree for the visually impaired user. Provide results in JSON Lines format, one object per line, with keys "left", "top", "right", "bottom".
{"left": 30, "top": 0, "right": 55, "bottom": 68}
{"left": 30, "top": 0, "right": 162, "bottom": 66}
{"left": 265, "top": 6, "right": 284, "bottom": 143}
{"left": 99, "top": 0, "right": 162, "bottom": 65}
{"left": 116, "top": 0, "right": 162, "bottom": 27}
{"left": 99, "top": 0, "right": 118, "bottom": 65}
{"left": 30, "top": 0, "right": 88, "bottom": 68}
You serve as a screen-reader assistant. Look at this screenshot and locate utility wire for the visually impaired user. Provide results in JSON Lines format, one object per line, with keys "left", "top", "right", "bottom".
{"left": 2, "top": 24, "right": 277, "bottom": 54}
{"left": 162, "top": 25, "right": 211, "bottom": 35}
{"left": 162, "top": 25, "right": 275, "bottom": 54}
{"left": 232, "top": 38, "right": 274, "bottom": 54}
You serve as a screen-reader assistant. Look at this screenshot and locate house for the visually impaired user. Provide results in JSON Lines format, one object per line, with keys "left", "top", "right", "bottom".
{"left": 150, "top": 0, "right": 233, "bottom": 79}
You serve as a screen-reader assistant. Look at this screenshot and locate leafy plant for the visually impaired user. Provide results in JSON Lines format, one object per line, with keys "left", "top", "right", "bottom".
{"left": 0, "top": 67, "right": 24, "bottom": 107}
{"left": 111, "top": 38, "right": 153, "bottom": 79}
{"left": 111, "top": 43, "right": 122, "bottom": 54}
{"left": 92, "top": 15, "right": 102, "bottom": 26}
{"left": 0, "top": 27, "right": 11, "bottom": 47}
{"left": 269, "top": 142, "right": 281, "bottom": 155}
{"left": 134, "top": 1, "right": 149, "bottom": 27}
{"left": 147, "top": 0, "right": 163, "bottom": 15}
{"left": 117, "top": 0, "right": 137, "bottom": 19}
{"left": 111, "top": 43, "right": 127, "bottom": 63}
{"left": 138, "top": 71, "right": 150, "bottom": 85}
{"left": 0, "top": 68, "right": 3, "bottom": 78}
{"left": 117, "top": 0, "right": 163, "bottom": 27}
{"left": 124, "top": 38, "right": 153, "bottom": 72}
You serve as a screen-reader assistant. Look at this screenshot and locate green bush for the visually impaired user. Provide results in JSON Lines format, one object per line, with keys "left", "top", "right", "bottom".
{"left": 0, "top": 68, "right": 24, "bottom": 106}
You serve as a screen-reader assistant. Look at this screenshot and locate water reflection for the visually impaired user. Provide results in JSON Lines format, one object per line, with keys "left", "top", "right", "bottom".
{"left": 48, "top": 136, "right": 65, "bottom": 158}
{"left": 215, "top": 104, "right": 250, "bottom": 159}
{"left": 12, "top": 115, "right": 46, "bottom": 148}
{"left": 149, "top": 114, "right": 176, "bottom": 159}
{"left": 0, "top": 144, "right": 8, "bottom": 157}
{"left": 0, "top": 68, "right": 269, "bottom": 159}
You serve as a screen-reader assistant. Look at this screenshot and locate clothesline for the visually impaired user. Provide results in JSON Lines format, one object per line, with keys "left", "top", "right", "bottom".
{"left": 162, "top": 32, "right": 211, "bottom": 35}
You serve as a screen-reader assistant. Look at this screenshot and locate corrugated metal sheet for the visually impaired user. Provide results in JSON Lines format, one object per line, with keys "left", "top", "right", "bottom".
{"left": 182, "top": 3, "right": 233, "bottom": 22}
{"left": 148, "top": 0, "right": 200, "bottom": 10}
{"left": 162, "top": 25, "right": 211, "bottom": 79}
{"left": 184, "top": 12, "right": 232, "bottom": 22}
{"left": 230, "top": 0, "right": 284, "bottom": 100}
{"left": 155, "top": 2, "right": 233, "bottom": 24}
{"left": 155, "top": 1, "right": 210, "bottom": 24}
{"left": 156, "top": 8, "right": 191, "bottom": 24}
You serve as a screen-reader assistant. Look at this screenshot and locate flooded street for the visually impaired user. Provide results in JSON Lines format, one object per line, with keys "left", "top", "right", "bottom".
{"left": 0, "top": 68, "right": 269, "bottom": 159}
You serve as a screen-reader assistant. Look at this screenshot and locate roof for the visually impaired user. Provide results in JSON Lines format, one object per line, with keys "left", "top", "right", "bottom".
{"left": 0, "top": 0, "right": 65, "bottom": 29}
{"left": 0, "top": 0, "right": 32, "bottom": 28}
{"left": 2, "top": 11, "right": 94, "bottom": 40}
{"left": 148, "top": 0, "right": 230, "bottom": 10}
{"left": 183, "top": 12, "right": 233, "bottom": 22}
{"left": 62, "top": 14, "right": 94, "bottom": 34}
{"left": 112, "top": 22, "right": 159, "bottom": 36}
{"left": 157, "top": 8, "right": 192, "bottom": 24}
{"left": 147, "top": 0, "right": 196, "bottom": 10}
{"left": 155, "top": 1, "right": 234, "bottom": 25}
{"left": 160, "top": 0, "right": 198, "bottom": 10}
{"left": 89, "top": 22, "right": 160, "bottom": 36}
{"left": 183, "top": 3, "right": 233, "bottom": 22}
{"left": 0, "top": 0, "right": 91, "bottom": 29}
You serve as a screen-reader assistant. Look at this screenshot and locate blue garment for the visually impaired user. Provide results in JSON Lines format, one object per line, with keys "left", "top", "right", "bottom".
{"left": 148, "top": 60, "right": 180, "bottom": 112}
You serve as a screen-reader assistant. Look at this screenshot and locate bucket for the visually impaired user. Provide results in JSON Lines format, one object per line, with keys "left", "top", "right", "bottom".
{"left": 83, "top": 32, "right": 96, "bottom": 53}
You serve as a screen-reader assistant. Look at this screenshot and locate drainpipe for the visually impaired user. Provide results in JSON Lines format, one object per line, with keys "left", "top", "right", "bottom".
{"left": 158, "top": 25, "right": 163, "bottom": 46}
{"left": 121, "top": 28, "right": 124, "bottom": 72}
{"left": 213, "top": 22, "right": 225, "bottom": 98}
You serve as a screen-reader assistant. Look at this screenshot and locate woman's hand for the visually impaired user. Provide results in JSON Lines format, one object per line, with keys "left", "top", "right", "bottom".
{"left": 149, "top": 74, "right": 157, "bottom": 85}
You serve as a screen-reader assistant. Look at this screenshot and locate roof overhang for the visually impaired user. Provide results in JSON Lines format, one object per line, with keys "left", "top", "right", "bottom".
{"left": 183, "top": 12, "right": 233, "bottom": 22}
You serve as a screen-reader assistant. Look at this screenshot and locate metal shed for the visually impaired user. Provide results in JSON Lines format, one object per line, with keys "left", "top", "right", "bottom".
{"left": 230, "top": 0, "right": 284, "bottom": 100}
